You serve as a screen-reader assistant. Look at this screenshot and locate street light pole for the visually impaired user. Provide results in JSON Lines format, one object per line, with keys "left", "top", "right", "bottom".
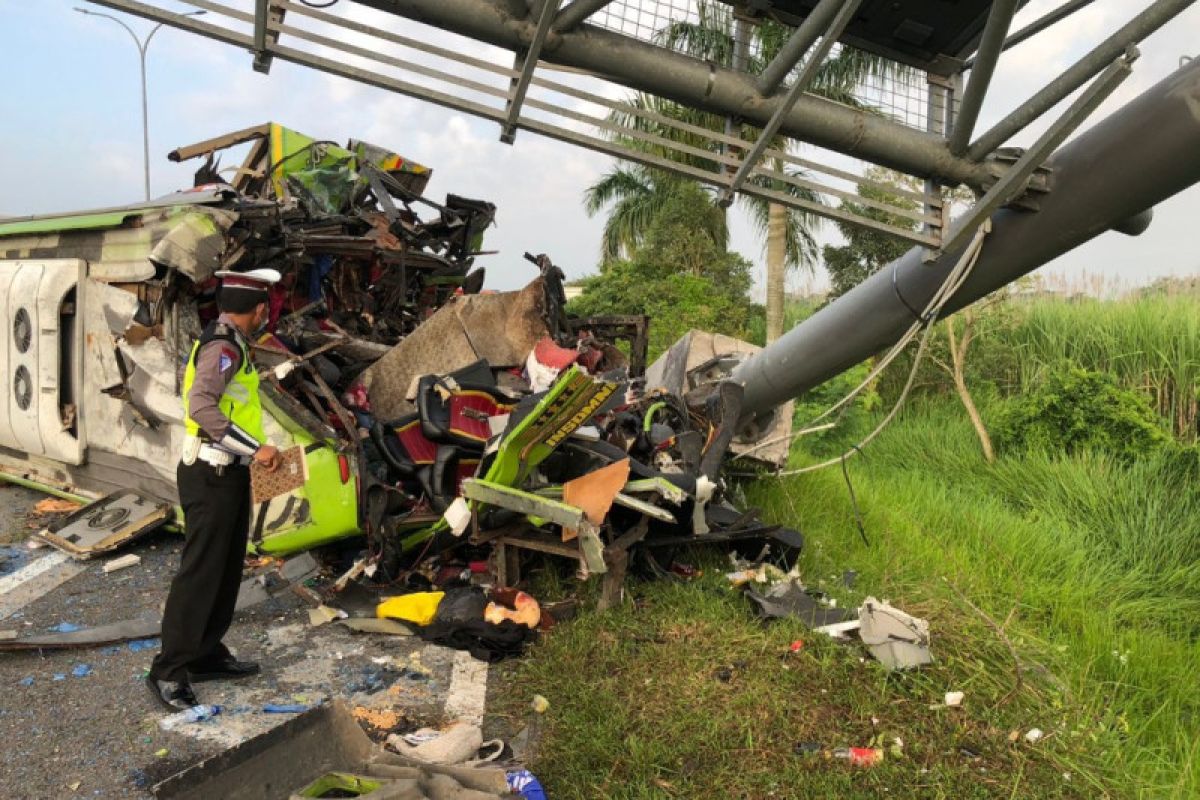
{"left": 75, "top": 7, "right": 205, "bottom": 201}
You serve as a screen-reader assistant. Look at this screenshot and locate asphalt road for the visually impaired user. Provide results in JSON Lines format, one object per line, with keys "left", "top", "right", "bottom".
{"left": 0, "top": 484, "right": 489, "bottom": 799}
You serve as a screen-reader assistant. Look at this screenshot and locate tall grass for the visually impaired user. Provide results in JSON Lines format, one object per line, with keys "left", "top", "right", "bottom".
{"left": 755, "top": 396, "right": 1200, "bottom": 798}
{"left": 1007, "top": 294, "right": 1200, "bottom": 441}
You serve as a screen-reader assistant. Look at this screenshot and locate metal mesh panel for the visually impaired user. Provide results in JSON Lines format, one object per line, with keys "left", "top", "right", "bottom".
{"left": 585, "top": 1, "right": 932, "bottom": 131}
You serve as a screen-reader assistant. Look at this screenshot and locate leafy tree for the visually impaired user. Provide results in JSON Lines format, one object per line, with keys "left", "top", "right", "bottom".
{"left": 821, "top": 167, "right": 922, "bottom": 299}
{"left": 585, "top": 2, "right": 908, "bottom": 343}
{"left": 572, "top": 183, "right": 754, "bottom": 358}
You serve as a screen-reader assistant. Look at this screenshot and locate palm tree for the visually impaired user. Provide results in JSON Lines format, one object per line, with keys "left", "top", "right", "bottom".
{"left": 584, "top": 2, "right": 908, "bottom": 342}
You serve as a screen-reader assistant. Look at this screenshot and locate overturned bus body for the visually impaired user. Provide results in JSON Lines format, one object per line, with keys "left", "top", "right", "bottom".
{"left": 0, "top": 123, "right": 494, "bottom": 557}
{"left": 0, "top": 122, "right": 794, "bottom": 582}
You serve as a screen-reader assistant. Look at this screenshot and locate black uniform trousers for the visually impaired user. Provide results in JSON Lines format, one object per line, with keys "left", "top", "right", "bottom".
{"left": 150, "top": 459, "right": 251, "bottom": 682}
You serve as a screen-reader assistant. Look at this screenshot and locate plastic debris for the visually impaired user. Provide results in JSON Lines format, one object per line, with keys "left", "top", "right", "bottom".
{"left": 308, "top": 605, "right": 348, "bottom": 627}
{"left": 834, "top": 747, "right": 884, "bottom": 767}
{"left": 507, "top": 770, "right": 548, "bottom": 800}
{"left": 376, "top": 591, "right": 445, "bottom": 627}
{"left": 387, "top": 721, "right": 482, "bottom": 764}
{"left": 128, "top": 638, "right": 160, "bottom": 652}
{"left": 160, "top": 705, "right": 221, "bottom": 730}
{"left": 1025, "top": 728, "right": 1044, "bottom": 743}
{"left": 154, "top": 748, "right": 169, "bottom": 758}
{"left": 858, "top": 597, "right": 933, "bottom": 670}
{"left": 50, "top": 622, "right": 82, "bottom": 633}
{"left": 33, "top": 498, "right": 83, "bottom": 514}
{"left": 945, "top": 691, "right": 964, "bottom": 707}
{"left": 263, "top": 704, "right": 310, "bottom": 713}
{"left": 18, "top": 676, "right": 33, "bottom": 687}
{"left": 71, "top": 663, "right": 93, "bottom": 678}
{"left": 53, "top": 673, "right": 66, "bottom": 681}
{"left": 485, "top": 590, "right": 541, "bottom": 629}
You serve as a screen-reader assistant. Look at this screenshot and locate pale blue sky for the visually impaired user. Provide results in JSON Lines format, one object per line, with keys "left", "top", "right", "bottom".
{"left": 3, "top": 0, "right": 1198, "bottom": 293}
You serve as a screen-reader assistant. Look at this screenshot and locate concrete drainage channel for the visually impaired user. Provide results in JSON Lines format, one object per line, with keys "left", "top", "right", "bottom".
{"left": 0, "top": 487, "right": 501, "bottom": 799}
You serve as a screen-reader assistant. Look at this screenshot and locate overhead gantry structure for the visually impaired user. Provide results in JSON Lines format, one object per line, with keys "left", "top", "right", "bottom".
{"left": 81, "top": 0, "right": 1195, "bottom": 256}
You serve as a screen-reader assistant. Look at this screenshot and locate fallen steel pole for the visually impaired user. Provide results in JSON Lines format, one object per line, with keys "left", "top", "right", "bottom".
{"left": 734, "top": 56, "right": 1200, "bottom": 417}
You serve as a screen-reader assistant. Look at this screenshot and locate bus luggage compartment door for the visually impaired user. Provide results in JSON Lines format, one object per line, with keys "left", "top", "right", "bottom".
{"left": 0, "top": 259, "right": 85, "bottom": 464}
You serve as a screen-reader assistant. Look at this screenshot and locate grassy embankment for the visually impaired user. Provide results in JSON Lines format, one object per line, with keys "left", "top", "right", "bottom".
{"left": 498, "top": 291, "right": 1199, "bottom": 799}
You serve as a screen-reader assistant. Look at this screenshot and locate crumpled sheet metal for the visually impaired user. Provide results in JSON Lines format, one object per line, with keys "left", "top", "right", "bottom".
{"left": 362, "top": 278, "right": 550, "bottom": 420}
{"left": 858, "top": 596, "right": 933, "bottom": 670}
{"left": 645, "top": 329, "right": 795, "bottom": 467}
{"left": 148, "top": 207, "right": 238, "bottom": 283}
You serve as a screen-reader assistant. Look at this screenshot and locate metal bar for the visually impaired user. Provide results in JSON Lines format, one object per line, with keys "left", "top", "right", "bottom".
{"left": 280, "top": 0, "right": 519, "bottom": 80}
{"left": 517, "top": 113, "right": 940, "bottom": 245}
{"left": 527, "top": 68, "right": 934, "bottom": 202}
{"left": 85, "top": 0, "right": 936, "bottom": 239}
{"left": 720, "top": 0, "right": 863, "bottom": 206}
{"left": 756, "top": 0, "right": 845, "bottom": 96}
{"left": 267, "top": 3, "right": 939, "bottom": 224}
{"left": 968, "top": 0, "right": 1194, "bottom": 159}
{"left": 963, "top": 0, "right": 1099, "bottom": 70}
{"left": 922, "top": 74, "right": 951, "bottom": 260}
{"left": 253, "top": 0, "right": 268, "bottom": 55}
{"left": 348, "top": 0, "right": 994, "bottom": 188}
{"left": 552, "top": 0, "right": 613, "bottom": 32}
{"left": 500, "top": 0, "right": 561, "bottom": 143}
{"left": 949, "top": 0, "right": 1018, "bottom": 155}
{"left": 943, "top": 48, "right": 1136, "bottom": 255}
{"left": 733, "top": 47, "right": 1198, "bottom": 420}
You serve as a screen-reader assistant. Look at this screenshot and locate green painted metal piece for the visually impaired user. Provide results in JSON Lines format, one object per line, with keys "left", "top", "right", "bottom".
{"left": 0, "top": 211, "right": 138, "bottom": 238}
{"left": 461, "top": 478, "right": 585, "bottom": 529}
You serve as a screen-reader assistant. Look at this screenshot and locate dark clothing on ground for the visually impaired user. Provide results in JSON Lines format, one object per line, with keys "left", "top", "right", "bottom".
{"left": 149, "top": 459, "right": 251, "bottom": 682}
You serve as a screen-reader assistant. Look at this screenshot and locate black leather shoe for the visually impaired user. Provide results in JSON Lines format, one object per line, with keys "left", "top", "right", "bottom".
{"left": 188, "top": 657, "right": 260, "bottom": 683}
{"left": 146, "top": 676, "right": 199, "bottom": 711}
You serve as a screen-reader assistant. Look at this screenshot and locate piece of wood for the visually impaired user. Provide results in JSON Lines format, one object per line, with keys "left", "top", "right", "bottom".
{"left": 251, "top": 446, "right": 309, "bottom": 505}
{"left": 102, "top": 554, "right": 141, "bottom": 574}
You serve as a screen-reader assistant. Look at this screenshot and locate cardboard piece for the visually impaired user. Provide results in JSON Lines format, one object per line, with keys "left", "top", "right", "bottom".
{"left": 562, "top": 458, "right": 630, "bottom": 542}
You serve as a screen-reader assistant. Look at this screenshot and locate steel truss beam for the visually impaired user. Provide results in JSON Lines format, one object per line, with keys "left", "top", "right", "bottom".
{"left": 942, "top": 47, "right": 1136, "bottom": 257}
{"left": 963, "top": 0, "right": 1099, "bottom": 70}
{"left": 719, "top": 0, "right": 863, "bottom": 207}
{"left": 968, "top": 0, "right": 1194, "bottom": 159}
{"left": 346, "top": 0, "right": 994, "bottom": 189}
{"left": 85, "top": 0, "right": 943, "bottom": 246}
{"left": 948, "top": 0, "right": 1018, "bottom": 155}
{"left": 500, "top": 0, "right": 561, "bottom": 143}
{"left": 755, "top": 0, "right": 843, "bottom": 97}
{"left": 553, "top": 0, "right": 613, "bottom": 32}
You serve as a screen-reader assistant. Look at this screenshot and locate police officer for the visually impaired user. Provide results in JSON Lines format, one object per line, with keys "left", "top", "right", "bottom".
{"left": 147, "top": 268, "right": 282, "bottom": 711}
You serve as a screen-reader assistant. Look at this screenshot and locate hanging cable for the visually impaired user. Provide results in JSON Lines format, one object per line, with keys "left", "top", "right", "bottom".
{"left": 841, "top": 445, "right": 869, "bottom": 548}
{"left": 771, "top": 223, "right": 990, "bottom": 477}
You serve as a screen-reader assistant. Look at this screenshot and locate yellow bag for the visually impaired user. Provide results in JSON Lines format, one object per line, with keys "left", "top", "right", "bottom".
{"left": 376, "top": 591, "right": 445, "bottom": 627}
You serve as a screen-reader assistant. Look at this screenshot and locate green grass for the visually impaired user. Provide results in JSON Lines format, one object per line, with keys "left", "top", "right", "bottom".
{"left": 500, "top": 565, "right": 1087, "bottom": 799}
{"left": 498, "top": 290, "right": 1198, "bottom": 798}
{"left": 751, "top": 403, "right": 1200, "bottom": 799}
{"left": 498, "top": 401, "right": 1199, "bottom": 799}
{"left": 1012, "top": 294, "right": 1200, "bottom": 441}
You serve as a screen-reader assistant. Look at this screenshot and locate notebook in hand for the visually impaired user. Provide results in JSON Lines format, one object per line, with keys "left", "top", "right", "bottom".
{"left": 250, "top": 446, "right": 309, "bottom": 504}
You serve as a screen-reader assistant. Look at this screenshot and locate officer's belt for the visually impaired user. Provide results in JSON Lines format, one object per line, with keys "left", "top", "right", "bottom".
{"left": 198, "top": 443, "right": 250, "bottom": 468}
